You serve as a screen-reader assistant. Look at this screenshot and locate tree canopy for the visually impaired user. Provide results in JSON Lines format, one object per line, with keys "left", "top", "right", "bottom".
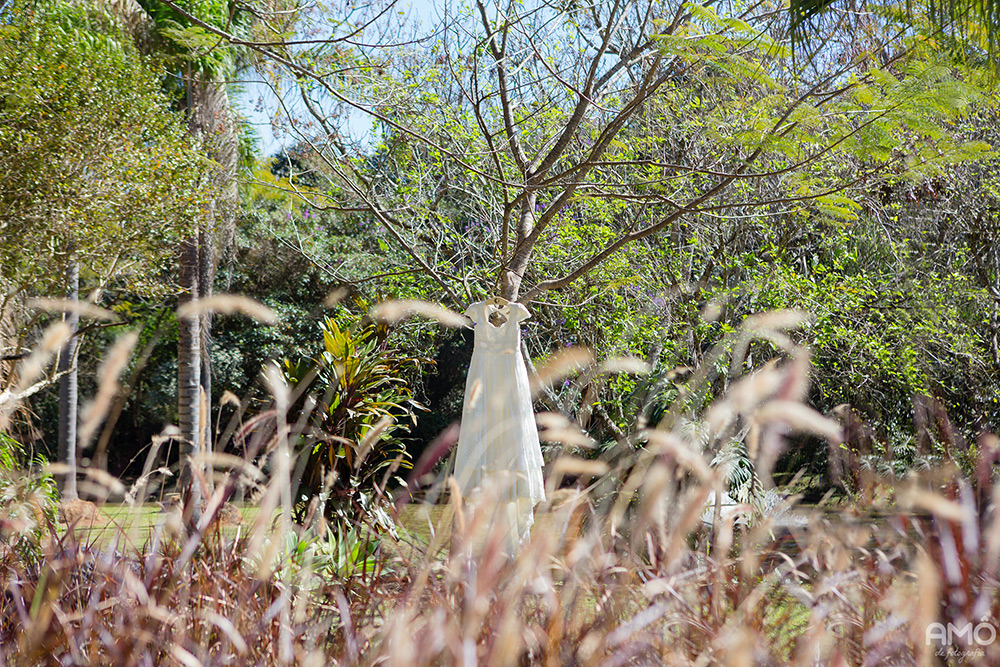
{"left": 0, "top": 1, "right": 217, "bottom": 303}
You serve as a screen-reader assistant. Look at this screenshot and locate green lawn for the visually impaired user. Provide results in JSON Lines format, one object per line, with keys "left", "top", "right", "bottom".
{"left": 65, "top": 502, "right": 453, "bottom": 553}
{"left": 65, "top": 502, "right": 259, "bottom": 548}
{"left": 63, "top": 500, "right": 577, "bottom": 568}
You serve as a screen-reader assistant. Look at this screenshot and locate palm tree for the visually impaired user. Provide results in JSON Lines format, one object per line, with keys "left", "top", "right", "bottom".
{"left": 88, "top": 0, "right": 243, "bottom": 505}
{"left": 140, "top": 0, "right": 243, "bottom": 506}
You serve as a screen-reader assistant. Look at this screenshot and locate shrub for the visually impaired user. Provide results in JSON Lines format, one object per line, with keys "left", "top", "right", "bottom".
{"left": 281, "top": 311, "right": 427, "bottom": 535}
{"left": 0, "top": 432, "right": 57, "bottom": 563}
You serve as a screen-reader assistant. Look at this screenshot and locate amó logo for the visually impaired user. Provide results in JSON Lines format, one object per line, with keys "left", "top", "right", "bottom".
{"left": 926, "top": 619, "right": 997, "bottom": 647}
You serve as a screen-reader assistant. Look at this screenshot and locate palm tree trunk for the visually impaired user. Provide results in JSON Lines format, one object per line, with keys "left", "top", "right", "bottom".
{"left": 91, "top": 0, "right": 239, "bottom": 508}
{"left": 187, "top": 76, "right": 237, "bottom": 456}
{"left": 57, "top": 258, "right": 78, "bottom": 499}
{"left": 180, "top": 74, "right": 236, "bottom": 504}
{"left": 177, "top": 236, "right": 202, "bottom": 507}
{"left": 199, "top": 226, "right": 214, "bottom": 454}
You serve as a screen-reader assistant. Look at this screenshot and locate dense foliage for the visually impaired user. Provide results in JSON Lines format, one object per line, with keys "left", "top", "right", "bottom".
{"left": 0, "top": 1, "right": 213, "bottom": 301}
{"left": 216, "top": 0, "right": 1000, "bottom": 480}
{"left": 0, "top": 0, "right": 996, "bottom": 501}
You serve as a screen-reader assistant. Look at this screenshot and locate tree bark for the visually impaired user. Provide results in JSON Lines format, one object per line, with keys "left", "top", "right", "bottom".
{"left": 501, "top": 193, "right": 537, "bottom": 301}
{"left": 199, "top": 226, "right": 214, "bottom": 454}
{"left": 181, "top": 75, "right": 236, "bottom": 503}
{"left": 57, "top": 258, "right": 78, "bottom": 500}
{"left": 177, "top": 237, "right": 202, "bottom": 506}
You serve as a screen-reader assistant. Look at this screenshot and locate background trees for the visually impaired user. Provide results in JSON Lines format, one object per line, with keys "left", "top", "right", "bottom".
{"left": 264, "top": 0, "right": 983, "bottom": 303}
{"left": 0, "top": 3, "right": 207, "bottom": 299}
{"left": 229, "top": 0, "right": 998, "bottom": 458}
{"left": 0, "top": 0, "right": 218, "bottom": 493}
{"left": 1, "top": 0, "right": 998, "bottom": 492}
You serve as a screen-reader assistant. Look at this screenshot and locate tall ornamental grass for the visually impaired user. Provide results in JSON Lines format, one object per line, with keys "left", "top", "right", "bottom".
{"left": 1, "top": 299, "right": 996, "bottom": 666}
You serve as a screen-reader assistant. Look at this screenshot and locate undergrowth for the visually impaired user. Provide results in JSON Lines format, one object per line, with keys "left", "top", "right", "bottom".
{"left": 1, "top": 301, "right": 998, "bottom": 666}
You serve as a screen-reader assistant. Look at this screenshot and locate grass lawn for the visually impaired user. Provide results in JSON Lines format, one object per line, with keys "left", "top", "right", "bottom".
{"left": 63, "top": 500, "right": 576, "bottom": 566}
{"left": 64, "top": 502, "right": 259, "bottom": 548}
{"left": 65, "top": 501, "right": 453, "bottom": 554}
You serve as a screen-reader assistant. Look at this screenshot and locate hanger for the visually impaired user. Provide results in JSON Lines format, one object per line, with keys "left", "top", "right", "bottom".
{"left": 486, "top": 295, "right": 509, "bottom": 326}
{"left": 487, "top": 295, "right": 509, "bottom": 307}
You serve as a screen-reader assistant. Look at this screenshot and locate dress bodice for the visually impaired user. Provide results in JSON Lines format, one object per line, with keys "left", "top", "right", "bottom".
{"left": 465, "top": 301, "right": 531, "bottom": 352}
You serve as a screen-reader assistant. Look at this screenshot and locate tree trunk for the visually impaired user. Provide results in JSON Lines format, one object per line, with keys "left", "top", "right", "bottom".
{"left": 186, "top": 77, "right": 237, "bottom": 460}
{"left": 177, "top": 237, "right": 202, "bottom": 507}
{"left": 501, "top": 193, "right": 537, "bottom": 301}
{"left": 57, "top": 258, "right": 79, "bottom": 500}
{"left": 199, "top": 226, "right": 214, "bottom": 454}
{"left": 178, "top": 70, "right": 237, "bottom": 507}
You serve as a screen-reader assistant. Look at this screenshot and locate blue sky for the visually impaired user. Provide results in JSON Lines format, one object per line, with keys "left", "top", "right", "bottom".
{"left": 237, "top": 0, "right": 439, "bottom": 157}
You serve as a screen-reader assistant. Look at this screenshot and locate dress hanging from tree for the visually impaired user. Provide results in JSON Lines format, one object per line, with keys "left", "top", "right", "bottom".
{"left": 454, "top": 299, "right": 545, "bottom": 539}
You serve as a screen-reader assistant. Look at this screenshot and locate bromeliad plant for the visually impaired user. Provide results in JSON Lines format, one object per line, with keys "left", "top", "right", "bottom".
{"left": 282, "top": 309, "right": 426, "bottom": 536}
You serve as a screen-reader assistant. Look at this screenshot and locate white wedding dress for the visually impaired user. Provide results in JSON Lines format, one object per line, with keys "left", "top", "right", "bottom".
{"left": 454, "top": 300, "right": 545, "bottom": 542}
